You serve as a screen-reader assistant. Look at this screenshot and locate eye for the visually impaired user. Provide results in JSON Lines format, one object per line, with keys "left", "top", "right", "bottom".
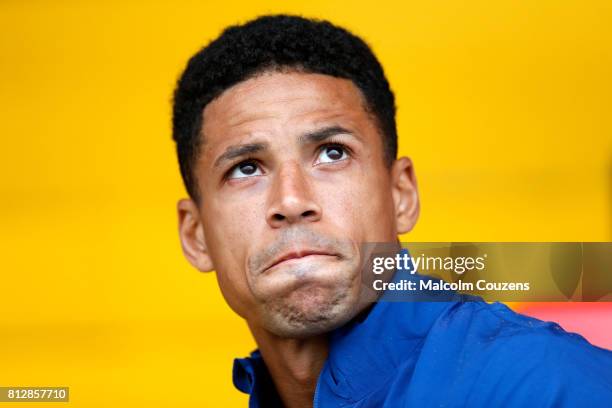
{"left": 315, "top": 144, "right": 349, "bottom": 165}
{"left": 227, "top": 160, "right": 263, "bottom": 179}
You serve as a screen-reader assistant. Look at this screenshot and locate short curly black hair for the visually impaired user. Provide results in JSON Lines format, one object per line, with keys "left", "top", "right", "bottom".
{"left": 172, "top": 14, "right": 397, "bottom": 201}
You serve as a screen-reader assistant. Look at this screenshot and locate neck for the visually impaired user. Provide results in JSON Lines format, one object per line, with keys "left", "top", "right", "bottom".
{"left": 248, "top": 322, "right": 329, "bottom": 408}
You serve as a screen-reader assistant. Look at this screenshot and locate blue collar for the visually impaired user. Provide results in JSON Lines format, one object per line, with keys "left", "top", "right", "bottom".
{"left": 233, "top": 349, "right": 284, "bottom": 407}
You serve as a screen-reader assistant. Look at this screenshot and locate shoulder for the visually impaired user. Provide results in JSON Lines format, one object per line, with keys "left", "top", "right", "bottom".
{"left": 462, "top": 301, "right": 610, "bottom": 355}
{"left": 439, "top": 300, "right": 612, "bottom": 368}
{"left": 431, "top": 301, "right": 612, "bottom": 406}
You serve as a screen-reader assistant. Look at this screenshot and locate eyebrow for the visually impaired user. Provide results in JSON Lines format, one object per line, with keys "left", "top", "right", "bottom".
{"left": 298, "top": 125, "right": 355, "bottom": 144}
{"left": 213, "top": 125, "right": 356, "bottom": 169}
{"left": 213, "top": 142, "right": 267, "bottom": 168}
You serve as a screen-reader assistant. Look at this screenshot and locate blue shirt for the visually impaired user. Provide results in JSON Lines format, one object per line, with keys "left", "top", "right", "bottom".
{"left": 233, "top": 272, "right": 612, "bottom": 407}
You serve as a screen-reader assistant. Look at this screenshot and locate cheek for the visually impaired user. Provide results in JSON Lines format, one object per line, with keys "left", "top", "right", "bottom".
{"left": 204, "top": 185, "right": 268, "bottom": 255}
{"left": 201, "top": 198, "right": 263, "bottom": 318}
{"left": 318, "top": 166, "right": 396, "bottom": 242}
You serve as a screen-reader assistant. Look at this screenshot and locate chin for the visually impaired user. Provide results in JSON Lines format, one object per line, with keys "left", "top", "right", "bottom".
{"left": 262, "top": 283, "right": 362, "bottom": 338}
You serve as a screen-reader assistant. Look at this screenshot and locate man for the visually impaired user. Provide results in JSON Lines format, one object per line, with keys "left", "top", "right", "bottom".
{"left": 172, "top": 15, "right": 612, "bottom": 407}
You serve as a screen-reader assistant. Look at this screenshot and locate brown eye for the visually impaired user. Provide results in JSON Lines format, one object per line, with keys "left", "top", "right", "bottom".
{"left": 326, "top": 146, "right": 343, "bottom": 160}
{"left": 239, "top": 162, "right": 257, "bottom": 175}
{"left": 316, "top": 144, "right": 348, "bottom": 164}
{"left": 228, "top": 160, "right": 262, "bottom": 179}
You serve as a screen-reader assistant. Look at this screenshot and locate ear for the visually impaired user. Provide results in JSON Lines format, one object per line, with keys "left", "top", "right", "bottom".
{"left": 177, "top": 199, "right": 214, "bottom": 272}
{"left": 390, "top": 157, "right": 420, "bottom": 234}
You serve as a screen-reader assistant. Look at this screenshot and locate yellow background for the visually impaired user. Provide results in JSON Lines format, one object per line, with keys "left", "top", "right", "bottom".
{"left": 1, "top": 0, "right": 610, "bottom": 406}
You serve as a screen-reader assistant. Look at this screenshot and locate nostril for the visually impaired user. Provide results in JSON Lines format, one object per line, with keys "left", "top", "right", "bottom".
{"left": 302, "top": 210, "right": 317, "bottom": 218}
{"left": 273, "top": 213, "right": 285, "bottom": 222}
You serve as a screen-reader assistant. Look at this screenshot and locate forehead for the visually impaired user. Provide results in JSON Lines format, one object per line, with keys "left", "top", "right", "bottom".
{"left": 200, "top": 71, "right": 373, "bottom": 144}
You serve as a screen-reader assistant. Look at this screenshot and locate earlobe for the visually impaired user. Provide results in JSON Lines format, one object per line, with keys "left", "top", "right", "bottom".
{"left": 391, "top": 157, "right": 420, "bottom": 234}
{"left": 177, "top": 199, "right": 215, "bottom": 272}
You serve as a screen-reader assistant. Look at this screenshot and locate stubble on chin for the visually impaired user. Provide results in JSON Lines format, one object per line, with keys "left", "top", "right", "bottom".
{"left": 261, "top": 284, "right": 356, "bottom": 338}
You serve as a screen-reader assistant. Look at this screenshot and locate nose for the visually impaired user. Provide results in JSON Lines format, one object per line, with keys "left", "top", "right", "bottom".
{"left": 266, "top": 162, "right": 322, "bottom": 228}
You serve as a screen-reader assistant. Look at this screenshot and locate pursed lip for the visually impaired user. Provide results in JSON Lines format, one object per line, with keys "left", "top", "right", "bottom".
{"left": 263, "top": 249, "right": 338, "bottom": 273}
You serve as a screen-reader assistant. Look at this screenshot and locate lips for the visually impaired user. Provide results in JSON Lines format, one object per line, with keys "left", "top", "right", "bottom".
{"left": 264, "top": 249, "right": 338, "bottom": 273}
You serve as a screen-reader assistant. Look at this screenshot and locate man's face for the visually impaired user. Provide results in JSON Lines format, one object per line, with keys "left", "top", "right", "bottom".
{"left": 179, "top": 71, "right": 418, "bottom": 338}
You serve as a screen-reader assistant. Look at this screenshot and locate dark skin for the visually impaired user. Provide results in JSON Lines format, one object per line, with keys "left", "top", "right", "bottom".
{"left": 178, "top": 71, "right": 419, "bottom": 407}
